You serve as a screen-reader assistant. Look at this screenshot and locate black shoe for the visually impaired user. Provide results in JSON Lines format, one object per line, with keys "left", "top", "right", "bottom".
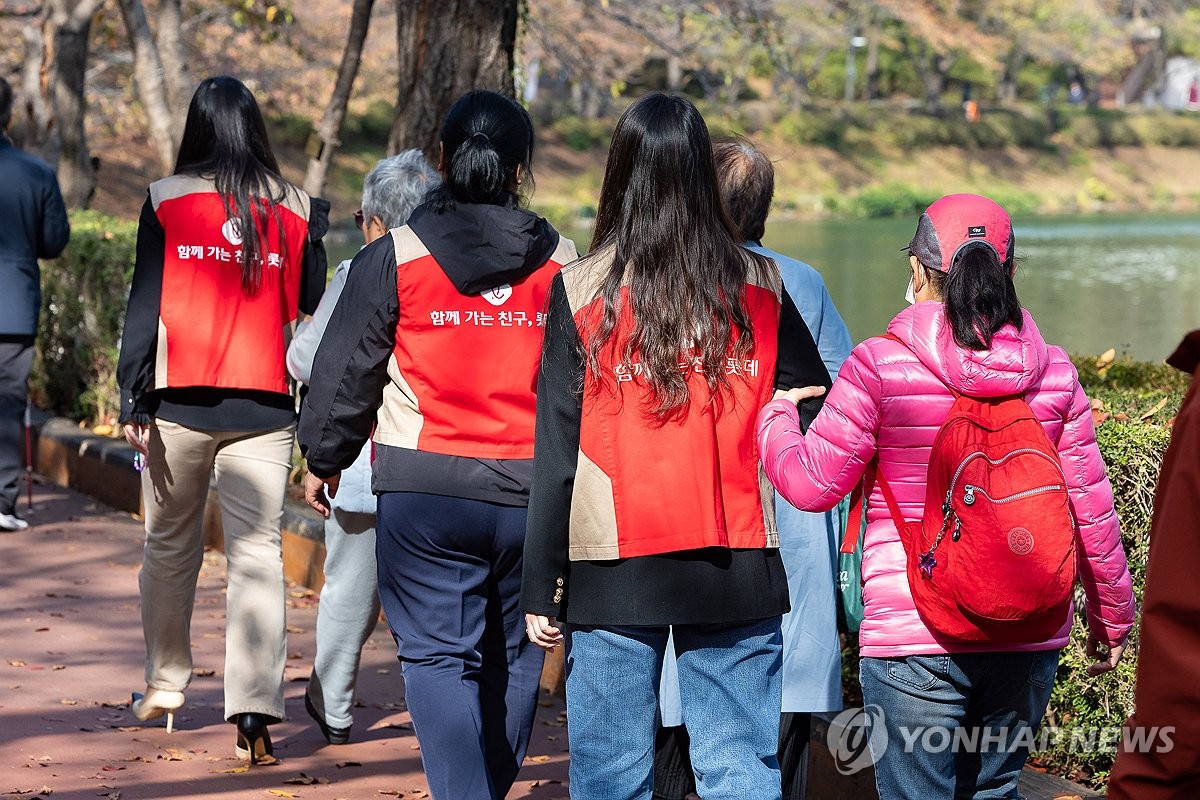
{"left": 304, "top": 689, "right": 351, "bottom": 745}
{"left": 234, "top": 713, "right": 276, "bottom": 765}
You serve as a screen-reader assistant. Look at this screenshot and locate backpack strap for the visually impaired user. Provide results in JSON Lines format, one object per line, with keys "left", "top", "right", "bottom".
{"left": 841, "top": 469, "right": 870, "bottom": 554}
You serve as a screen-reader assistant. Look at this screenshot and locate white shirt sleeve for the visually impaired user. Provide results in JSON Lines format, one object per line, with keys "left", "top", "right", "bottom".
{"left": 286, "top": 258, "right": 352, "bottom": 385}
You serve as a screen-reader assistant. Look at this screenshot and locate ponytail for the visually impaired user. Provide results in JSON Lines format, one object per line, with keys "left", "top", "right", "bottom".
{"left": 448, "top": 131, "right": 507, "bottom": 205}
{"left": 942, "top": 244, "right": 1023, "bottom": 350}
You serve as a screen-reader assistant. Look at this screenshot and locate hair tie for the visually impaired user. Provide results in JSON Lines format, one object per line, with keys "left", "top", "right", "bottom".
{"left": 468, "top": 131, "right": 491, "bottom": 146}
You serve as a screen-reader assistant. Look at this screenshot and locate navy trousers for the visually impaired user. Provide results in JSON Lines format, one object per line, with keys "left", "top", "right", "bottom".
{"left": 376, "top": 492, "right": 544, "bottom": 800}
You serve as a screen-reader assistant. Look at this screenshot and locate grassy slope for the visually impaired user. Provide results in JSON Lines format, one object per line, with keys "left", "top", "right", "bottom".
{"left": 84, "top": 114, "right": 1200, "bottom": 231}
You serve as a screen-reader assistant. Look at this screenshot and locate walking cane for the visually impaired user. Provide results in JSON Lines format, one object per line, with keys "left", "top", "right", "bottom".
{"left": 24, "top": 402, "right": 33, "bottom": 511}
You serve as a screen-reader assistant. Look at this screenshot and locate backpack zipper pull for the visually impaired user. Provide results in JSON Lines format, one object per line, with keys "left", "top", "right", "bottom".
{"left": 942, "top": 491, "right": 952, "bottom": 517}
{"left": 952, "top": 518, "right": 962, "bottom": 542}
{"left": 918, "top": 550, "right": 937, "bottom": 578}
{"left": 963, "top": 485, "right": 977, "bottom": 506}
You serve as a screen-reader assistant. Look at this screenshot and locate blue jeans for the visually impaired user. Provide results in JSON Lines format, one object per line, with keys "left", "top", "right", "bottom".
{"left": 565, "top": 616, "right": 783, "bottom": 800}
{"left": 860, "top": 650, "right": 1060, "bottom": 799}
{"left": 375, "top": 492, "right": 545, "bottom": 800}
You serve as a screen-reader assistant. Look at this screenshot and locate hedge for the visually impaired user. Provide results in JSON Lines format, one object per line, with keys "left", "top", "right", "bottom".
{"left": 31, "top": 210, "right": 137, "bottom": 424}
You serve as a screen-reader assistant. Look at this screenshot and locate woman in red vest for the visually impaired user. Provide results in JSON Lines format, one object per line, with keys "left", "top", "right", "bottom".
{"left": 521, "top": 93, "right": 830, "bottom": 798}
{"left": 299, "top": 90, "right": 576, "bottom": 799}
{"left": 117, "top": 76, "right": 328, "bottom": 763}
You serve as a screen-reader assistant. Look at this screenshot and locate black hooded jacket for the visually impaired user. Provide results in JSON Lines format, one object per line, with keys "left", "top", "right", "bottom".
{"left": 298, "top": 199, "right": 566, "bottom": 505}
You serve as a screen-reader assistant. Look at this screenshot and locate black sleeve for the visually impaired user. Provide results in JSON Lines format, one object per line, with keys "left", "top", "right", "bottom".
{"left": 37, "top": 170, "right": 70, "bottom": 260}
{"left": 298, "top": 232, "right": 399, "bottom": 478}
{"left": 116, "top": 195, "right": 165, "bottom": 425}
{"left": 300, "top": 196, "right": 331, "bottom": 315}
{"left": 776, "top": 287, "right": 832, "bottom": 431}
{"left": 521, "top": 273, "right": 583, "bottom": 618}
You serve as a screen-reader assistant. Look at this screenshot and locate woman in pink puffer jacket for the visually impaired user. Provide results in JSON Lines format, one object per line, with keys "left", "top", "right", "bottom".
{"left": 757, "top": 194, "right": 1134, "bottom": 799}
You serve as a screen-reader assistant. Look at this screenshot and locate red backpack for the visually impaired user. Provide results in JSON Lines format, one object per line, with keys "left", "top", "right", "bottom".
{"left": 842, "top": 337, "right": 1077, "bottom": 643}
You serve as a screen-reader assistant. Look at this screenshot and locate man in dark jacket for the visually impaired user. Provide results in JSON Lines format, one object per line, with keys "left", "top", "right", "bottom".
{"left": 0, "top": 78, "right": 70, "bottom": 531}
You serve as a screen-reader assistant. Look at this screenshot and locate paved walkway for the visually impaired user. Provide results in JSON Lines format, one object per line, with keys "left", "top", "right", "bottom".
{"left": 0, "top": 482, "right": 569, "bottom": 800}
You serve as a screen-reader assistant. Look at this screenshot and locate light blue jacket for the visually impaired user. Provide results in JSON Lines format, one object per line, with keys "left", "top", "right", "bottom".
{"left": 287, "top": 258, "right": 375, "bottom": 515}
{"left": 660, "top": 243, "right": 852, "bottom": 720}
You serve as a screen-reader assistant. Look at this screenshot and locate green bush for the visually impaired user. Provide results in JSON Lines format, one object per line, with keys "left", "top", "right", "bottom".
{"left": 31, "top": 211, "right": 137, "bottom": 424}
{"left": 848, "top": 182, "right": 939, "bottom": 218}
{"left": 551, "top": 116, "right": 612, "bottom": 152}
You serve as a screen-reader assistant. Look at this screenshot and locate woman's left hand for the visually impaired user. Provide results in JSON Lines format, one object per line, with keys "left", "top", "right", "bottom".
{"left": 525, "top": 613, "right": 563, "bottom": 652}
{"left": 1085, "top": 634, "right": 1127, "bottom": 677}
{"left": 775, "top": 385, "right": 826, "bottom": 406}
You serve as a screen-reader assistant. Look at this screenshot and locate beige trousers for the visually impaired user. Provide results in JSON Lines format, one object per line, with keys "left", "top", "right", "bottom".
{"left": 139, "top": 418, "right": 295, "bottom": 722}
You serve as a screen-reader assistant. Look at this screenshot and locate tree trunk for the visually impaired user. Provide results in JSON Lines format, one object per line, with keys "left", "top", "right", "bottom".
{"left": 19, "top": 22, "right": 54, "bottom": 152}
{"left": 156, "top": 0, "right": 191, "bottom": 133}
{"left": 117, "top": 0, "right": 179, "bottom": 172}
{"left": 387, "top": 0, "right": 519, "bottom": 160}
{"left": 303, "top": 0, "right": 375, "bottom": 198}
{"left": 46, "top": 0, "right": 103, "bottom": 208}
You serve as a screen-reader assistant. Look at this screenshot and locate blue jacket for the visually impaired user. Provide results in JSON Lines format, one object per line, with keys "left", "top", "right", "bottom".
{"left": 0, "top": 136, "right": 69, "bottom": 335}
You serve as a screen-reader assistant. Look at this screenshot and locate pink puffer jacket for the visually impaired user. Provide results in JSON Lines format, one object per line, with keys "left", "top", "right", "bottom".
{"left": 757, "top": 302, "right": 1135, "bottom": 658}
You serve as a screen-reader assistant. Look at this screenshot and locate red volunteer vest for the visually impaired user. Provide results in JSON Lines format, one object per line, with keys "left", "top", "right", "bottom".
{"left": 573, "top": 282, "right": 781, "bottom": 559}
{"left": 151, "top": 175, "right": 310, "bottom": 394}
{"left": 381, "top": 225, "right": 574, "bottom": 459}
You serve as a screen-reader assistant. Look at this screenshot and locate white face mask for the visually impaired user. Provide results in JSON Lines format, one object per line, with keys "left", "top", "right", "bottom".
{"left": 905, "top": 275, "right": 916, "bottom": 305}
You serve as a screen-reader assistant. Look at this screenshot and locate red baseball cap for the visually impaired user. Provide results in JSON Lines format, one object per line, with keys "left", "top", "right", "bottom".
{"left": 905, "top": 194, "right": 1014, "bottom": 273}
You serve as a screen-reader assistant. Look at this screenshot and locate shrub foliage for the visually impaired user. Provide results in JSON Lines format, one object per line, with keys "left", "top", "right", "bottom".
{"left": 31, "top": 211, "right": 136, "bottom": 424}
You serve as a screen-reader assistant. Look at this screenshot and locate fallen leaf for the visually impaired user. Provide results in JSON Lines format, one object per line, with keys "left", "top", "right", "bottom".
{"left": 376, "top": 669, "right": 390, "bottom": 675}
{"left": 59, "top": 699, "right": 78, "bottom": 706}
{"left": 1095, "top": 348, "right": 1116, "bottom": 371}
{"left": 100, "top": 765, "right": 126, "bottom": 772}
{"left": 286, "top": 626, "right": 305, "bottom": 634}
{"left": 266, "top": 791, "right": 298, "bottom": 798}
{"left": 526, "top": 755, "right": 551, "bottom": 763}
{"left": 212, "top": 765, "right": 251, "bottom": 774}
{"left": 283, "top": 774, "right": 329, "bottom": 786}
{"left": 1140, "top": 396, "right": 1170, "bottom": 421}
{"left": 34, "top": 627, "right": 49, "bottom": 633}
{"left": 9, "top": 660, "right": 27, "bottom": 667}
{"left": 192, "top": 668, "right": 216, "bottom": 677}
{"left": 52, "top": 665, "right": 64, "bottom": 671}
{"left": 335, "top": 761, "right": 362, "bottom": 768}
{"left": 157, "top": 748, "right": 185, "bottom": 762}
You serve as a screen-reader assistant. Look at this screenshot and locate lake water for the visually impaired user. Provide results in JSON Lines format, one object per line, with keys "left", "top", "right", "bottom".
{"left": 757, "top": 214, "right": 1200, "bottom": 362}
{"left": 331, "top": 213, "right": 1200, "bottom": 362}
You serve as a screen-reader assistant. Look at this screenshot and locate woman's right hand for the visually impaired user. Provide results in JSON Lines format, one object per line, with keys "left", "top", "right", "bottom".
{"left": 1085, "top": 633, "right": 1127, "bottom": 677}
{"left": 122, "top": 422, "right": 149, "bottom": 456}
{"left": 525, "top": 613, "right": 563, "bottom": 652}
{"left": 776, "top": 385, "right": 827, "bottom": 406}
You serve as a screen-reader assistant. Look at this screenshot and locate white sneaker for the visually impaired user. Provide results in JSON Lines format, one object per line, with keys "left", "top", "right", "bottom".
{"left": 0, "top": 512, "right": 29, "bottom": 531}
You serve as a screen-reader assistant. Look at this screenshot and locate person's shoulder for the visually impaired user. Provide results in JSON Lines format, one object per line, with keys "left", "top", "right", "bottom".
{"left": 0, "top": 144, "right": 57, "bottom": 182}
{"left": 745, "top": 243, "right": 824, "bottom": 285}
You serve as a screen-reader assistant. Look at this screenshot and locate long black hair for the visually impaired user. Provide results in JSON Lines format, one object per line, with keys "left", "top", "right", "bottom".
{"left": 923, "top": 244, "right": 1023, "bottom": 349}
{"left": 174, "top": 76, "right": 289, "bottom": 294}
{"left": 585, "top": 93, "right": 770, "bottom": 418}
{"left": 426, "top": 90, "right": 534, "bottom": 212}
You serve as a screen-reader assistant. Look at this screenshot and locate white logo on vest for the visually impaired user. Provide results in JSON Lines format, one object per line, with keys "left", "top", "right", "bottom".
{"left": 482, "top": 284, "right": 513, "bottom": 306}
{"left": 221, "top": 218, "right": 244, "bottom": 246}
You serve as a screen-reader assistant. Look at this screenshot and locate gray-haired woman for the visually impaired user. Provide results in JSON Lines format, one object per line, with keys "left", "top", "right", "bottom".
{"left": 286, "top": 150, "right": 439, "bottom": 745}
